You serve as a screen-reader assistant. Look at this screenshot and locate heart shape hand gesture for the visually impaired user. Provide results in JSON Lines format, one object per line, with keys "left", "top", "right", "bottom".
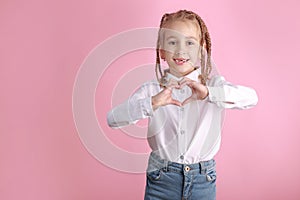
{"left": 178, "top": 77, "right": 209, "bottom": 105}
{"left": 152, "top": 77, "right": 208, "bottom": 110}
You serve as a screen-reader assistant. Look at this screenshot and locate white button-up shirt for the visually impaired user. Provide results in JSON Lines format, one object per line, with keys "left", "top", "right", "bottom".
{"left": 107, "top": 68, "right": 258, "bottom": 164}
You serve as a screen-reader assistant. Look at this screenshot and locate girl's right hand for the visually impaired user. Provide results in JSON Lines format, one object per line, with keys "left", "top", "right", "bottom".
{"left": 151, "top": 79, "right": 182, "bottom": 110}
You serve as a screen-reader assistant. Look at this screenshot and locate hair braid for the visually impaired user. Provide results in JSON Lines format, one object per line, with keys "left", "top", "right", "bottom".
{"left": 155, "top": 14, "right": 168, "bottom": 86}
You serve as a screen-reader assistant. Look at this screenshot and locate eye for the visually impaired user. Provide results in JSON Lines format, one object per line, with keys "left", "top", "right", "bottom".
{"left": 187, "top": 41, "right": 195, "bottom": 46}
{"left": 168, "top": 40, "right": 177, "bottom": 45}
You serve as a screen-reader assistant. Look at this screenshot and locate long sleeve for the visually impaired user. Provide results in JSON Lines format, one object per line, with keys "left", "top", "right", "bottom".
{"left": 107, "top": 83, "right": 155, "bottom": 128}
{"left": 207, "top": 75, "right": 258, "bottom": 109}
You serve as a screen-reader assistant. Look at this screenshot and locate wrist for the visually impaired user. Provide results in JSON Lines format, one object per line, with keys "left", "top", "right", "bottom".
{"left": 201, "top": 86, "right": 209, "bottom": 100}
{"left": 151, "top": 96, "right": 160, "bottom": 110}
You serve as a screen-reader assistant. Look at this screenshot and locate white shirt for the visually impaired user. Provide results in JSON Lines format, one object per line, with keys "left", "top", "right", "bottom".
{"left": 107, "top": 68, "right": 258, "bottom": 164}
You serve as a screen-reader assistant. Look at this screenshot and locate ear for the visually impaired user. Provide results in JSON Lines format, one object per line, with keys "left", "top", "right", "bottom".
{"left": 160, "top": 49, "right": 166, "bottom": 60}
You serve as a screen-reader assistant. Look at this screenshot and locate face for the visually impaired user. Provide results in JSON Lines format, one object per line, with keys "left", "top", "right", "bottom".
{"left": 160, "top": 20, "right": 201, "bottom": 78}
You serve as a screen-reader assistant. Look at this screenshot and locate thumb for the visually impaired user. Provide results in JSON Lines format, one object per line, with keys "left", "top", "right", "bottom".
{"left": 182, "top": 96, "right": 194, "bottom": 106}
{"left": 170, "top": 99, "right": 182, "bottom": 107}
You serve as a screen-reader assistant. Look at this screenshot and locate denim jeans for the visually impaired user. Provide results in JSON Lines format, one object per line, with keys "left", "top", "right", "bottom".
{"left": 144, "top": 152, "right": 216, "bottom": 200}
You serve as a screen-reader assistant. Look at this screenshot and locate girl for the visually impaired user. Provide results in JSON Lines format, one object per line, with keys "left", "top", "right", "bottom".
{"left": 107, "top": 10, "right": 258, "bottom": 200}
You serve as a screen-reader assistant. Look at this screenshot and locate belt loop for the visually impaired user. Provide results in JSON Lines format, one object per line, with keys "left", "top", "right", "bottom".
{"left": 199, "top": 161, "right": 205, "bottom": 174}
{"left": 163, "top": 160, "right": 168, "bottom": 172}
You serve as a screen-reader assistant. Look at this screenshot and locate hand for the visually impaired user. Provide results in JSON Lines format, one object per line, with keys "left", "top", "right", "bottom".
{"left": 152, "top": 79, "right": 182, "bottom": 110}
{"left": 178, "top": 77, "right": 209, "bottom": 105}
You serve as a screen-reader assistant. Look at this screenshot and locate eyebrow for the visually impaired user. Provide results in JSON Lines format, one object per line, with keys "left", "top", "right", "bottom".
{"left": 186, "top": 36, "right": 199, "bottom": 41}
{"left": 166, "top": 36, "right": 198, "bottom": 41}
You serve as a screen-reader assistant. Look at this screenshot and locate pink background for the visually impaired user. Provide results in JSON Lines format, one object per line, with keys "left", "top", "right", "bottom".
{"left": 1, "top": 0, "right": 300, "bottom": 199}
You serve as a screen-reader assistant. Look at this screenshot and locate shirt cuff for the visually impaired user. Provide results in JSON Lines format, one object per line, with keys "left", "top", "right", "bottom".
{"left": 140, "top": 97, "right": 154, "bottom": 117}
{"left": 207, "top": 86, "right": 225, "bottom": 102}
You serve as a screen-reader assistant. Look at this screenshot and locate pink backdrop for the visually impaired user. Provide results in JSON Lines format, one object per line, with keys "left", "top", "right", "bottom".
{"left": 1, "top": 0, "right": 300, "bottom": 199}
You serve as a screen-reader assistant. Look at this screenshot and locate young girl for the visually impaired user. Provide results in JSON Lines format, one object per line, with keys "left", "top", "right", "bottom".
{"left": 107, "top": 10, "right": 258, "bottom": 200}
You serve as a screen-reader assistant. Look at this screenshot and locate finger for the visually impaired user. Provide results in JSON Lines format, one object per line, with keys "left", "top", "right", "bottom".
{"left": 167, "top": 79, "right": 181, "bottom": 89}
{"left": 179, "top": 78, "right": 194, "bottom": 87}
{"left": 182, "top": 97, "right": 195, "bottom": 106}
{"left": 164, "top": 86, "right": 172, "bottom": 91}
{"left": 163, "top": 84, "right": 176, "bottom": 91}
{"left": 167, "top": 83, "right": 181, "bottom": 90}
{"left": 168, "top": 78, "right": 178, "bottom": 85}
{"left": 170, "top": 99, "right": 182, "bottom": 107}
{"left": 179, "top": 81, "right": 196, "bottom": 90}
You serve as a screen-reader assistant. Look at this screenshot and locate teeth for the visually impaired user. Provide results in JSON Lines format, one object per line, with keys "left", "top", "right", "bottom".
{"left": 175, "top": 59, "right": 187, "bottom": 62}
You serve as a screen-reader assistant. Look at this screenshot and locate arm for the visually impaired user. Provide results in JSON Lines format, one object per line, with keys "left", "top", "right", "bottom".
{"left": 107, "top": 84, "right": 154, "bottom": 128}
{"left": 206, "top": 75, "right": 258, "bottom": 109}
{"left": 107, "top": 80, "right": 183, "bottom": 128}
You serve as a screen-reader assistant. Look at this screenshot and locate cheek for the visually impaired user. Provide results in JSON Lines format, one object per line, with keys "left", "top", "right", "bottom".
{"left": 163, "top": 46, "right": 176, "bottom": 54}
{"left": 188, "top": 49, "right": 200, "bottom": 62}
{"left": 165, "top": 51, "right": 175, "bottom": 59}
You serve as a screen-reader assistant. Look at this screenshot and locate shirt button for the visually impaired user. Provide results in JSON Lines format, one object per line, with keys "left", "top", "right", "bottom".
{"left": 180, "top": 155, "right": 184, "bottom": 160}
{"left": 180, "top": 107, "right": 184, "bottom": 112}
{"left": 211, "top": 96, "right": 216, "bottom": 101}
{"left": 180, "top": 130, "right": 185, "bottom": 134}
{"left": 180, "top": 89, "right": 185, "bottom": 94}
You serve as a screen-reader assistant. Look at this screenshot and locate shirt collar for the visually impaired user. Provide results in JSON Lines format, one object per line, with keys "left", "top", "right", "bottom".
{"left": 165, "top": 68, "right": 201, "bottom": 82}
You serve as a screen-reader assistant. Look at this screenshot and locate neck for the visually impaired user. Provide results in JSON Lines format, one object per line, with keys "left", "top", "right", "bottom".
{"left": 168, "top": 68, "right": 198, "bottom": 78}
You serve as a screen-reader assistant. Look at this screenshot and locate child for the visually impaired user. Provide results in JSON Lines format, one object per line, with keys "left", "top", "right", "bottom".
{"left": 107, "top": 10, "right": 258, "bottom": 200}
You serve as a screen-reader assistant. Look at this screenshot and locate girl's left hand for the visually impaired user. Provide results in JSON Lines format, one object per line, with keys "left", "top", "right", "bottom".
{"left": 179, "top": 77, "right": 209, "bottom": 105}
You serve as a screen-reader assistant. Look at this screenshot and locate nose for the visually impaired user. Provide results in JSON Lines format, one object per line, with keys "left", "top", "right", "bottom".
{"left": 175, "top": 47, "right": 187, "bottom": 56}
{"left": 175, "top": 51, "right": 186, "bottom": 56}
{"left": 175, "top": 41, "right": 187, "bottom": 56}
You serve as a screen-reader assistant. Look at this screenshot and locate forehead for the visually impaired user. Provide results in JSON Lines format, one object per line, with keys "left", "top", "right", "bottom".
{"left": 163, "top": 20, "right": 200, "bottom": 40}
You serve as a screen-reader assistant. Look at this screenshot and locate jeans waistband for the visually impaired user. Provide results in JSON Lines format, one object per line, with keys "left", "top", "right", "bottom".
{"left": 146, "top": 152, "right": 215, "bottom": 174}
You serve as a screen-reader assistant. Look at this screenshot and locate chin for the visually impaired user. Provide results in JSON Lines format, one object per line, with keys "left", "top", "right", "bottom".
{"left": 169, "top": 65, "right": 194, "bottom": 77}
{"left": 179, "top": 69, "right": 194, "bottom": 76}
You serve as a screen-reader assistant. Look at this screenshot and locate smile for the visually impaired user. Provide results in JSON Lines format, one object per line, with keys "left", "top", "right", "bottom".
{"left": 173, "top": 58, "right": 189, "bottom": 65}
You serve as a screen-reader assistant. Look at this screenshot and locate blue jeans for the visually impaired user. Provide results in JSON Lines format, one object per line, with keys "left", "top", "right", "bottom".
{"left": 144, "top": 152, "right": 216, "bottom": 200}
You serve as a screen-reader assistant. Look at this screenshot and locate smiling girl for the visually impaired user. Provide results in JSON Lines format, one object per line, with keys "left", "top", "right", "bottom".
{"left": 107, "top": 10, "right": 258, "bottom": 200}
